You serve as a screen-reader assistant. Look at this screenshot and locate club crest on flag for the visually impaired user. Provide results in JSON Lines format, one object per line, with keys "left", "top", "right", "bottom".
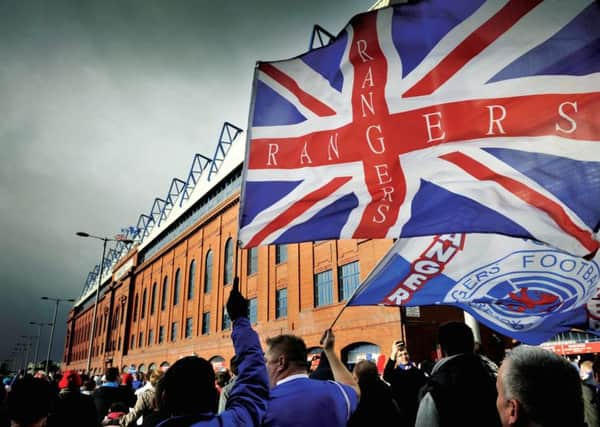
{"left": 349, "top": 233, "right": 600, "bottom": 344}
{"left": 444, "top": 248, "right": 599, "bottom": 333}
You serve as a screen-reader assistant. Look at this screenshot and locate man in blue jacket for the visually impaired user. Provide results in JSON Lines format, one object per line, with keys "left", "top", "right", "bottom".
{"left": 156, "top": 279, "right": 269, "bottom": 427}
{"left": 263, "top": 328, "right": 360, "bottom": 426}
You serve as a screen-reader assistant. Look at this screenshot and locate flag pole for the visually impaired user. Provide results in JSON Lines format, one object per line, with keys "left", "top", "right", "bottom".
{"left": 234, "top": 240, "right": 242, "bottom": 294}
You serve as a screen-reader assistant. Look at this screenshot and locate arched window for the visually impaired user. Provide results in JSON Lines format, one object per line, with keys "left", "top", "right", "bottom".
{"left": 141, "top": 289, "right": 147, "bottom": 319}
{"left": 224, "top": 238, "right": 233, "bottom": 285}
{"left": 204, "top": 251, "right": 213, "bottom": 293}
{"left": 150, "top": 282, "right": 157, "bottom": 315}
{"left": 188, "top": 260, "right": 196, "bottom": 300}
{"left": 161, "top": 276, "right": 168, "bottom": 311}
{"left": 173, "top": 269, "right": 181, "bottom": 306}
{"left": 209, "top": 356, "right": 225, "bottom": 371}
{"left": 341, "top": 342, "right": 382, "bottom": 372}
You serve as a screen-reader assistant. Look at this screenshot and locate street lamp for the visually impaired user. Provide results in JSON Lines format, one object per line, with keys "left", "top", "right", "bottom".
{"left": 41, "top": 296, "right": 75, "bottom": 374}
{"left": 19, "top": 336, "right": 35, "bottom": 373}
{"left": 29, "top": 321, "right": 52, "bottom": 372}
{"left": 76, "top": 232, "right": 133, "bottom": 374}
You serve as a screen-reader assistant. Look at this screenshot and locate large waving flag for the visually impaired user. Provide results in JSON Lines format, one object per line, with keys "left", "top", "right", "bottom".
{"left": 239, "top": 0, "right": 600, "bottom": 255}
{"left": 347, "top": 233, "right": 600, "bottom": 344}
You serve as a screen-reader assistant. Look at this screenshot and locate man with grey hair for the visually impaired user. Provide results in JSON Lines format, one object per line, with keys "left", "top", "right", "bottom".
{"left": 496, "top": 345, "right": 585, "bottom": 427}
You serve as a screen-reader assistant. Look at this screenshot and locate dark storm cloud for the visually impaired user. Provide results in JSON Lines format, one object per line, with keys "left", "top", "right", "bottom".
{"left": 0, "top": 0, "right": 370, "bottom": 364}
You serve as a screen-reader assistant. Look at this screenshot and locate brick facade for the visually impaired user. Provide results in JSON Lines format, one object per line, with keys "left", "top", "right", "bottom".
{"left": 63, "top": 187, "right": 491, "bottom": 375}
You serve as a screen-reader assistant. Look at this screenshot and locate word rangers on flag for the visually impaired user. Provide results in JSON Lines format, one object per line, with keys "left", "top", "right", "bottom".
{"left": 239, "top": 0, "right": 600, "bottom": 255}
{"left": 347, "top": 233, "right": 600, "bottom": 344}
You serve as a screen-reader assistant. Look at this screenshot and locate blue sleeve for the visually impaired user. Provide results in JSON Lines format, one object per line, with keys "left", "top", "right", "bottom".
{"left": 341, "top": 383, "right": 359, "bottom": 417}
{"left": 215, "top": 317, "right": 269, "bottom": 427}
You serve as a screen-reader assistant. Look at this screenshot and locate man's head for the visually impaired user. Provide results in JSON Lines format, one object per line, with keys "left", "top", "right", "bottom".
{"left": 580, "top": 360, "right": 593, "bottom": 381}
{"left": 395, "top": 341, "right": 411, "bottom": 366}
{"left": 104, "top": 367, "right": 120, "bottom": 383}
{"left": 156, "top": 356, "right": 218, "bottom": 416}
{"left": 496, "top": 345, "right": 584, "bottom": 427}
{"left": 352, "top": 360, "right": 378, "bottom": 384}
{"left": 58, "top": 370, "right": 82, "bottom": 391}
{"left": 265, "top": 334, "right": 308, "bottom": 387}
{"left": 8, "top": 377, "right": 53, "bottom": 427}
{"left": 438, "top": 322, "right": 474, "bottom": 357}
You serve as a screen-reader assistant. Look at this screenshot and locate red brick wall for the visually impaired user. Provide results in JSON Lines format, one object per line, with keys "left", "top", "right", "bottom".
{"left": 63, "top": 193, "right": 481, "bottom": 373}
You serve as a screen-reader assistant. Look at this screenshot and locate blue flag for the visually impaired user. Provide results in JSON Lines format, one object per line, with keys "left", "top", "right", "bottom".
{"left": 348, "top": 233, "right": 600, "bottom": 344}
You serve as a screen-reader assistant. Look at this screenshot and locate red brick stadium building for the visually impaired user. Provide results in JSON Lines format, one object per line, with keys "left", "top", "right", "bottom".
{"left": 61, "top": 121, "right": 501, "bottom": 376}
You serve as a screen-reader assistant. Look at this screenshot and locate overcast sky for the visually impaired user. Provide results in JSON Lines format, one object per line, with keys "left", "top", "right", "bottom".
{"left": 0, "top": 0, "right": 371, "bottom": 366}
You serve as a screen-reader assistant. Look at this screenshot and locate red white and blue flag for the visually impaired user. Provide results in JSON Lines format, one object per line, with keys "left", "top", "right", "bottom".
{"left": 239, "top": 0, "right": 600, "bottom": 255}
{"left": 347, "top": 233, "right": 600, "bottom": 344}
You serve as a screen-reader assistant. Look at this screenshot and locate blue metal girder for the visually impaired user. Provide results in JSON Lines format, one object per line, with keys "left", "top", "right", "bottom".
{"left": 208, "top": 122, "right": 243, "bottom": 182}
{"left": 309, "top": 25, "right": 335, "bottom": 50}
{"left": 180, "top": 154, "right": 212, "bottom": 207}
{"left": 158, "top": 178, "right": 186, "bottom": 227}
{"left": 136, "top": 214, "right": 154, "bottom": 241}
{"left": 105, "top": 248, "right": 117, "bottom": 266}
{"left": 150, "top": 198, "right": 166, "bottom": 225}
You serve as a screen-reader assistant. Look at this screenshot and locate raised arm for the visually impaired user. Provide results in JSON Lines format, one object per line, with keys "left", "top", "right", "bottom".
{"left": 321, "top": 328, "right": 361, "bottom": 399}
{"left": 217, "top": 279, "right": 269, "bottom": 426}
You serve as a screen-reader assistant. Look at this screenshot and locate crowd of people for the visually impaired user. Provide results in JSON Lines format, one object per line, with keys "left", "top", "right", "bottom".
{"left": 0, "top": 285, "right": 595, "bottom": 426}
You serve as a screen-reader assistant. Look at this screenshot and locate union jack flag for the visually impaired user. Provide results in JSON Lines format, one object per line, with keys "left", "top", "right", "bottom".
{"left": 239, "top": 0, "right": 600, "bottom": 256}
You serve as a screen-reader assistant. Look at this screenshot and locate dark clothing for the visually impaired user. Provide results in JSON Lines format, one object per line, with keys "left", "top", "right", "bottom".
{"left": 93, "top": 385, "right": 134, "bottom": 424}
{"left": 416, "top": 353, "right": 501, "bottom": 427}
{"left": 50, "top": 389, "right": 98, "bottom": 427}
{"left": 348, "top": 375, "right": 401, "bottom": 427}
{"left": 383, "top": 359, "right": 426, "bottom": 426}
{"left": 308, "top": 352, "right": 333, "bottom": 381}
{"left": 582, "top": 382, "right": 599, "bottom": 427}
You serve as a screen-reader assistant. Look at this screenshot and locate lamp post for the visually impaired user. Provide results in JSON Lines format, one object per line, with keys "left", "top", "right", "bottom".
{"left": 76, "top": 232, "right": 133, "bottom": 374}
{"left": 19, "top": 336, "right": 35, "bottom": 373}
{"left": 41, "top": 297, "right": 75, "bottom": 374}
{"left": 29, "top": 321, "right": 52, "bottom": 372}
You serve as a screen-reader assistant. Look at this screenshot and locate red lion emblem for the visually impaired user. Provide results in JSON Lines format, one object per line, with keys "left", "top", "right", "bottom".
{"left": 501, "top": 288, "right": 561, "bottom": 314}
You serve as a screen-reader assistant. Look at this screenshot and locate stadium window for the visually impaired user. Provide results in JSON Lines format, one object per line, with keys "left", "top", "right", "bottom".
{"left": 188, "top": 260, "right": 196, "bottom": 300}
{"left": 249, "top": 298, "right": 258, "bottom": 324}
{"left": 130, "top": 335, "right": 135, "bottom": 349}
{"left": 224, "top": 238, "right": 233, "bottom": 285}
{"left": 202, "top": 312, "right": 210, "bottom": 335}
{"left": 161, "top": 276, "right": 168, "bottom": 311}
{"left": 158, "top": 325, "right": 165, "bottom": 344}
{"left": 185, "top": 317, "right": 193, "bottom": 338}
{"left": 204, "top": 250, "right": 213, "bottom": 293}
{"left": 171, "top": 322, "right": 178, "bottom": 342}
{"left": 138, "top": 332, "right": 144, "bottom": 348}
{"left": 247, "top": 247, "right": 258, "bottom": 276}
{"left": 173, "top": 268, "right": 181, "bottom": 306}
{"left": 141, "top": 289, "right": 147, "bottom": 319}
{"left": 276, "top": 288, "right": 288, "bottom": 319}
{"left": 133, "top": 294, "right": 139, "bottom": 321}
{"left": 338, "top": 261, "right": 360, "bottom": 301}
{"left": 150, "top": 282, "right": 157, "bottom": 315}
{"left": 314, "top": 270, "right": 333, "bottom": 307}
{"left": 222, "top": 307, "right": 231, "bottom": 330}
{"left": 148, "top": 329, "right": 154, "bottom": 346}
{"left": 275, "top": 245, "right": 287, "bottom": 264}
